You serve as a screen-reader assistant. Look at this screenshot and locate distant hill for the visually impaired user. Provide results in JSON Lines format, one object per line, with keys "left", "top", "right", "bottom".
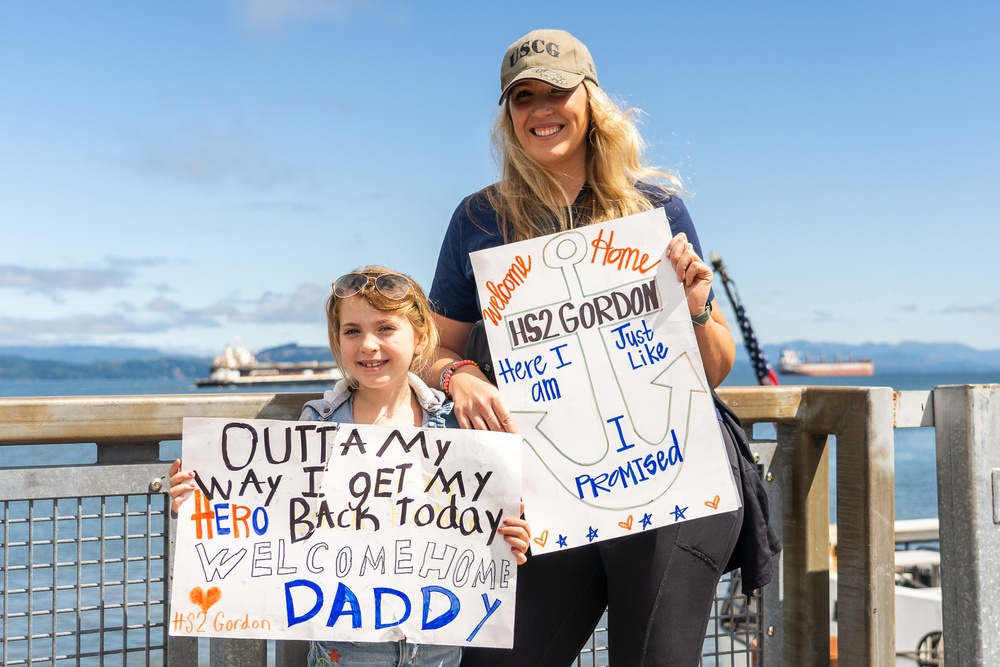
{"left": 0, "top": 354, "right": 210, "bottom": 380}
{"left": 2, "top": 340, "right": 998, "bottom": 380}
{"left": 255, "top": 343, "right": 333, "bottom": 363}
{"left": 0, "top": 343, "right": 330, "bottom": 380}
{"left": 0, "top": 345, "right": 173, "bottom": 363}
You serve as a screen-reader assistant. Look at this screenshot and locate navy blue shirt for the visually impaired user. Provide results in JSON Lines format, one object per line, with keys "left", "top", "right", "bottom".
{"left": 429, "top": 182, "right": 711, "bottom": 322}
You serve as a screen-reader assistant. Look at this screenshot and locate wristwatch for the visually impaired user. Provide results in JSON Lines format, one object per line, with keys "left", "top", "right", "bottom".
{"left": 691, "top": 302, "right": 713, "bottom": 326}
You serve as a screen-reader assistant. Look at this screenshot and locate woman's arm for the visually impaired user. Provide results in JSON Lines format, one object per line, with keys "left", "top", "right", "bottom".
{"left": 694, "top": 298, "right": 736, "bottom": 386}
{"left": 666, "top": 233, "right": 736, "bottom": 387}
{"left": 424, "top": 313, "right": 517, "bottom": 432}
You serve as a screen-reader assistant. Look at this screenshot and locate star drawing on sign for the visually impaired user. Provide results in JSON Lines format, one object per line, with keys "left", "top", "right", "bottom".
{"left": 671, "top": 505, "right": 688, "bottom": 522}
{"left": 586, "top": 526, "right": 599, "bottom": 542}
{"left": 641, "top": 513, "right": 653, "bottom": 529}
{"left": 557, "top": 534, "right": 568, "bottom": 548}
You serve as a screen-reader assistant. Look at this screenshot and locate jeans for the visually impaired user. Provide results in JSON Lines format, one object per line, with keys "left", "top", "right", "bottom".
{"left": 308, "top": 640, "right": 461, "bottom": 667}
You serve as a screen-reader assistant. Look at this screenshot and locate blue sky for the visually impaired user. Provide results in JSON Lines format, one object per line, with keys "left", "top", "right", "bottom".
{"left": 2, "top": 0, "right": 997, "bottom": 356}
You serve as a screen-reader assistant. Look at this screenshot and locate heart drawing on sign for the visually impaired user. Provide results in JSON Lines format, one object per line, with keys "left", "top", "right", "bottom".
{"left": 618, "top": 515, "right": 634, "bottom": 530}
{"left": 705, "top": 495, "right": 721, "bottom": 510}
{"left": 189, "top": 586, "right": 222, "bottom": 613}
{"left": 533, "top": 530, "right": 548, "bottom": 548}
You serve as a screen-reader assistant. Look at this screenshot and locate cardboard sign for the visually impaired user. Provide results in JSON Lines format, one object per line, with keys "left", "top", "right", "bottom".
{"left": 170, "top": 418, "right": 523, "bottom": 647}
{"left": 469, "top": 207, "right": 739, "bottom": 555}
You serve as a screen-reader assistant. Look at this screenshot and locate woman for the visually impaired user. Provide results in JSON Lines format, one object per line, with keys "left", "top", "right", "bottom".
{"left": 425, "top": 29, "right": 743, "bottom": 666}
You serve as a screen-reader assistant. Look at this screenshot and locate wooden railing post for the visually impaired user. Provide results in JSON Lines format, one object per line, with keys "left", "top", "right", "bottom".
{"left": 209, "top": 638, "right": 267, "bottom": 666}
{"left": 775, "top": 422, "right": 831, "bottom": 665}
{"left": 832, "top": 387, "right": 895, "bottom": 667}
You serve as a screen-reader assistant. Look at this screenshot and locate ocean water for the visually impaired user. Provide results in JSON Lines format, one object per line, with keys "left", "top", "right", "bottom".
{"left": 3, "top": 368, "right": 998, "bottom": 521}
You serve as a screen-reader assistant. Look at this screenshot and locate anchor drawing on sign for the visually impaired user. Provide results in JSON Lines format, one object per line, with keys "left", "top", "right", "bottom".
{"left": 513, "top": 231, "right": 709, "bottom": 511}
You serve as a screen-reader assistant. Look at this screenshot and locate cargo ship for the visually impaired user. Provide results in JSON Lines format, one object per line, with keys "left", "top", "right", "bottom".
{"left": 777, "top": 348, "right": 875, "bottom": 377}
{"left": 195, "top": 344, "right": 342, "bottom": 387}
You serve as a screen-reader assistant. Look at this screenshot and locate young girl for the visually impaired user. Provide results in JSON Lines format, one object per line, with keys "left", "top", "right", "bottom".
{"left": 169, "top": 265, "right": 531, "bottom": 667}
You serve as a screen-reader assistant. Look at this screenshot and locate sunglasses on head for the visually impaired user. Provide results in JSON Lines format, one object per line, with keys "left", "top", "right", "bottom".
{"left": 333, "top": 273, "right": 412, "bottom": 300}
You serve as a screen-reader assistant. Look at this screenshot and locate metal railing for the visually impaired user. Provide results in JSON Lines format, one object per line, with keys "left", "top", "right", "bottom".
{"left": 2, "top": 493, "right": 168, "bottom": 666}
{"left": 1, "top": 385, "right": 996, "bottom": 666}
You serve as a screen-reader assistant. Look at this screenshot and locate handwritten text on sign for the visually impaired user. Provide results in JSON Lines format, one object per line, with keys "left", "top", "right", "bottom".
{"left": 170, "top": 418, "right": 523, "bottom": 647}
{"left": 469, "top": 208, "right": 740, "bottom": 555}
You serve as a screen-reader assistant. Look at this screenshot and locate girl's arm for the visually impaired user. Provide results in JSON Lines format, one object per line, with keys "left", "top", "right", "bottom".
{"left": 498, "top": 503, "right": 531, "bottom": 565}
{"left": 168, "top": 458, "right": 198, "bottom": 513}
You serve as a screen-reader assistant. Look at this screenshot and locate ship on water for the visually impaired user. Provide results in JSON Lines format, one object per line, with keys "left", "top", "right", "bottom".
{"left": 195, "top": 344, "right": 342, "bottom": 387}
{"left": 777, "top": 348, "right": 875, "bottom": 377}
{"left": 711, "top": 251, "right": 876, "bottom": 381}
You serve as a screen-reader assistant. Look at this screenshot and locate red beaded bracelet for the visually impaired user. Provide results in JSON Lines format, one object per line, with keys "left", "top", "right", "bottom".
{"left": 441, "top": 360, "right": 478, "bottom": 396}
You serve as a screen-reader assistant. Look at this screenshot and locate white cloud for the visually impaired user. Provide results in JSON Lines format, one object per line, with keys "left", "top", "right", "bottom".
{"left": 0, "top": 265, "right": 131, "bottom": 298}
{"left": 0, "top": 313, "right": 172, "bottom": 336}
{"left": 941, "top": 300, "right": 1000, "bottom": 315}
{"left": 230, "top": 283, "right": 328, "bottom": 323}
{"left": 0, "top": 282, "right": 329, "bottom": 345}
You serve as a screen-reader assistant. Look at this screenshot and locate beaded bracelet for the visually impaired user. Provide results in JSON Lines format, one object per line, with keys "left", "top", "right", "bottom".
{"left": 441, "top": 360, "right": 479, "bottom": 396}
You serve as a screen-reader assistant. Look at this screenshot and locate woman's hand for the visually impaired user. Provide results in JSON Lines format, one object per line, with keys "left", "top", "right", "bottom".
{"left": 168, "top": 458, "right": 198, "bottom": 513}
{"left": 429, "top": 313, "right": 517, "bottom": 433}
{"left": 666, "top": 232, "right": 713, "bottom": 317}
{"left": 448, "top": 368, "right": 517, "bottom": 433}
{"left": 499, "top": 503, "right": 531, "bottom": 565}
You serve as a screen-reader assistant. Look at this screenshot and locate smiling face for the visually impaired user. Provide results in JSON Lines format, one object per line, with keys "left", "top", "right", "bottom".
{"left": 336, "top": 297, "right": 423, "bottom": 394}
{"left": 507, "top": 79, "right": 590, "bottom": 177}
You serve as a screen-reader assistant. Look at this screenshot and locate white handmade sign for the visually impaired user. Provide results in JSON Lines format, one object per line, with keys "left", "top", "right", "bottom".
{"left": 470, "top": 207, "right": 740, "bottom": 555}
{"left": 169, "top": 418, "right": 523, "bottom": 647}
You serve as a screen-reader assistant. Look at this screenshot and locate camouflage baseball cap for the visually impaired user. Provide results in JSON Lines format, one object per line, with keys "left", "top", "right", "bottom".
{"left": 499, "top": 29, "right": 599, "bottom": 105}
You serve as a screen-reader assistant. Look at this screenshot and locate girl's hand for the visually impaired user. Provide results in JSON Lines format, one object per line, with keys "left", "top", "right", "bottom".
{"left": 666, "top": 232, "right": 713, "bottom": 316}
{"left": 448, "top": 368, "right": 517, "bottom": 433}
{"left": 499, "top": 503, "right": 531, "bottom": 565}
{"left": 168, "top": 459, "right": 198, "bottom": 513}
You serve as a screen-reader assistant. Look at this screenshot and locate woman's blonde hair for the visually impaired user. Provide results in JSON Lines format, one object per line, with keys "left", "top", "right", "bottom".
{"left": 486, "top": 81, "right": 681, "bottom": 242}
{"left": 326, "top": 266, "right": 439, "bottom": 386}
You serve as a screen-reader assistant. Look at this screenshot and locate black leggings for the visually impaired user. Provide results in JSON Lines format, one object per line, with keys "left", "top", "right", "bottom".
{"left": 462, "top": 424, "right": 744, "bottom": 667}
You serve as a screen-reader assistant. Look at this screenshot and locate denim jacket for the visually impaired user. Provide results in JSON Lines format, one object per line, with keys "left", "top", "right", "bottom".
{"left": 300, "top": 373, "right": 460, "bottom": 662}
{"left": 298, "top": 372, "right": 458, "bottom": 429}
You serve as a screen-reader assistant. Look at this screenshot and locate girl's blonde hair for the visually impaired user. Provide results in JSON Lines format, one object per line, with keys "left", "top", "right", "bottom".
{"left": 486, "top": 81, "right": 681, "bottom": 242}
{"left": 326, "top": 266, "right": 439, "bottom": 386}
